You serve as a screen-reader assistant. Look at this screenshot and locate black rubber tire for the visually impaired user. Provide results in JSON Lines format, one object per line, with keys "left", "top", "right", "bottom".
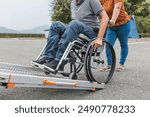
{"left": 84, "top": 40, "right": 116, "bottom": 84}
{"left": 69, "top": 72, "right": 78, "bottom": 80}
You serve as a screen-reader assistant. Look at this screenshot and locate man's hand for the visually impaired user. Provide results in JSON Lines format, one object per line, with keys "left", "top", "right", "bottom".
{"left": 92, "top": 37, "right": 103, "bottom": 49}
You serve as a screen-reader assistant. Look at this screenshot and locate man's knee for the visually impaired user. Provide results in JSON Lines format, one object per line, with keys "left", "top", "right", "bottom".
{"left": 68, "top": 20, "right": 82, "bottom": 28}
{"left": 50, "top": 21, "right": 66, "bottom": 33}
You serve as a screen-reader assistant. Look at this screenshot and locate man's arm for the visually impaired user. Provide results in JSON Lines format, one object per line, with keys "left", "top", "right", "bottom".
{"left": 92, "top": 10, "right": 109, "bottom": 48}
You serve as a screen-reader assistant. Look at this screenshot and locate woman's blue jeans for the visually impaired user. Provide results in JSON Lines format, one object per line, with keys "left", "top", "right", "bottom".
{"left": 106, "top": 21, "right": 131, "bottom": 65}
{"left": 43, "top": 20, "right": 97, "bottom": 61}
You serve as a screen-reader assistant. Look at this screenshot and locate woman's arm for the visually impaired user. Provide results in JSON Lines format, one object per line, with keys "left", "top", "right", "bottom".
{"left": 109, "top": 1, "right": 123, "bottom": 26}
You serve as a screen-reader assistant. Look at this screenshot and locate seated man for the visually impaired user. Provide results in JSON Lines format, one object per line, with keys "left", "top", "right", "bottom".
{"left": 33, "top": 0, "right": 109, "bottom": 72}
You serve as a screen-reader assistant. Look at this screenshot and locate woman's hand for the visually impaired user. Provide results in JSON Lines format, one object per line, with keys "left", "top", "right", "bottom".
{"left": 109, "top": 19, "right": 116, "bottom": 27}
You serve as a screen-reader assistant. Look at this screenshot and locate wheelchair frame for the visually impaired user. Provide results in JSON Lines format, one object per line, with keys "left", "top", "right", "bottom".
{"left": 32, "top": 34, "right": 116, "bottom": 84}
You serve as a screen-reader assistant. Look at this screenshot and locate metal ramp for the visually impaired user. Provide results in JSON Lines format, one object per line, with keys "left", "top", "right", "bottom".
{"left": 0, "top": 62, "right": 105, "bottom": 91}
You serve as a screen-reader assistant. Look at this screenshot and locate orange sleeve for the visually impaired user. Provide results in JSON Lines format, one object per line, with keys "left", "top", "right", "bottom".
{"left": 114, "top": 0, "right": 123, "bottom": 3}
{"left": 99, "top": 0, "right": 104, "bottom": 5}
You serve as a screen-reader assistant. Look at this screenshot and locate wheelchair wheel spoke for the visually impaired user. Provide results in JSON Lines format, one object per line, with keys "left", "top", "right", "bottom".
{"left": 84, "top": 41, "right": 116, "bottom": 84}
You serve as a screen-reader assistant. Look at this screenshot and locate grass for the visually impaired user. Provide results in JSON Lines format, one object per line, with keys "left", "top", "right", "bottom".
{"left": 140, "top": 33, "right": 150, "bottom": 38}
{"left": 0, "top": 33, "right": 45, "bottom": 38}
{"left": 0, "top": 33, "right": 150, "bottom": 38}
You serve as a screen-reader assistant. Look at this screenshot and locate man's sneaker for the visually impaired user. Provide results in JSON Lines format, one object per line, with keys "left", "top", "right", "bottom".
{"left": 43, "top": 60, "right": 65, "bottom": 73}
{"left": 58, "top": 65, "right": 64, "bottom": 72}
{"left": 32, "top": 59, "right": 46, "bottom": 68}
{"left": 32, "top": 56, "right": 53, "bottom": 68}
{"left": 100, "top": 65, "right": 111, "bottom": 72}
{"left": 43, "top": 60, "right": 59, "bottom": 72}
{"left": 32, "top": 57, "right": 47, "bottom": 65}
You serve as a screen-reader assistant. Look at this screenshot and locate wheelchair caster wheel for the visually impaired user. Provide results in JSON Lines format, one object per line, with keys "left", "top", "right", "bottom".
{"left": 61, "top": 73, "right": 70, "bottom": 77}
{"left": 69, "top": 72, "right": 78, "bottom": 80}
{"left": 44, "top": 71, "right": 50, "bottom": 75}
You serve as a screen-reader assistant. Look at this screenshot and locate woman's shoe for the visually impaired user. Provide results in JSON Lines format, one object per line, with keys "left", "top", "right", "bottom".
{"left": 100, "top": 65, "right": 111, "bottom": 72}
{"left": 116, "top": 64, "right": 125, "bottom": 72}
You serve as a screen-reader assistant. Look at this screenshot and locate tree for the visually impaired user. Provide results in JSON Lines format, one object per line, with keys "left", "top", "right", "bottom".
{"left": 50, "top": 0, "right": 71, "bottom": 23}
{"left": 136, "top": 16, "right": 150, "bottom": 33}
{"left": 50, "top": 0, "right": 150, "bottom": 33}
{"left": 50, "top": 0, "right": 150, "bottom": 21}
{"left": 124, "top": 0, "right": 150, "bottom": 33}
{"left": 125, "top": 0, "right": 150, "bottom": 17}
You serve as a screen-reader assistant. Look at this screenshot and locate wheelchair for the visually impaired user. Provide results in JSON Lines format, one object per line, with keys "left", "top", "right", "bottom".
{"left": 32, "top": 34, "right": 116, "bottom": 84}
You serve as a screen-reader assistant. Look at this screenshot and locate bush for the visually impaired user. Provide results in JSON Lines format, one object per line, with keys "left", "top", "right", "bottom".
{"left": 136, "top": 16, "right": 150, "bottom": 33}
{"left": 140, "top": 33, "right": 150, "bottom": 37}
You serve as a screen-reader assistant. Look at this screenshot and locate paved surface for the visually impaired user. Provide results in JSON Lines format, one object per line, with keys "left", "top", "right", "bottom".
{"left": 0, "top": 38, "right": 150, "bottom": 100}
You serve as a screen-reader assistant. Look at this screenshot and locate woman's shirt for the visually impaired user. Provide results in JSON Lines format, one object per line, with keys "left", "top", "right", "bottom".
{"left": 100, "top": 0, "right": 130, "bottom": 26}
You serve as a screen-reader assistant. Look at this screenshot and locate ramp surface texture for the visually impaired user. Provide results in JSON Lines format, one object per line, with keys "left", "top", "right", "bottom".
{"left": 0, "top": 62, "right": 63, "bottom": 78}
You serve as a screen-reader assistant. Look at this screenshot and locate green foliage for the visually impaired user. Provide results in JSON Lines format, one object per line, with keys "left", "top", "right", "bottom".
{"left": 125, "top": 0, "right": 150, "bottom": 17}
{"left": 136, "top": 16, "right": 150, "bottom": 33}
{"left": 0, "top": 33, "right": 45, "bottom": 38}
{"left": 50, "top": 0, "right": 150, "bottom": 22}
{"left": 50, "top": 0, "right": 150, "bottom": 34}
{"left": 124, "top": 0, "right": 150, "bottom": 33}
{"left": 140, "top": 33, "right": 150, "bottom": 37}
{"left": 51, "top": 0, "right": 71, "bottom": 23}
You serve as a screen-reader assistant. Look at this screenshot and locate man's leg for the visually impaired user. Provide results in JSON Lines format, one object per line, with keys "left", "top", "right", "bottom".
{"left": 44, "top": 20, "right": 97, "bottom": 71}
{"left": 43, "top": 21, "right": 66, "bottom": 60}
{"left": 56, "top": 20, "right": 97, "bottom": 60}
{"left": 33, "top": 21, "right": 66, "bottom": 64}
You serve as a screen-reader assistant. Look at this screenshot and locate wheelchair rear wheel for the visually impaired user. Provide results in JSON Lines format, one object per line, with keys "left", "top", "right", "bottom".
{"left": 84, "top": 40, "right": 116, "bottom": 84}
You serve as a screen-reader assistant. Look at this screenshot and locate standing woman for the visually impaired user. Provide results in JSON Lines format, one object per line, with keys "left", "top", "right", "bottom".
{"left": 100, "top": 0, "right": 131, "bottom": 72}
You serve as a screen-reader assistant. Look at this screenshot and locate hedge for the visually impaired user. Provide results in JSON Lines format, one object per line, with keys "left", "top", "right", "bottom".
{"left": 0, "top": 33, "right": 45, "bottom": 38}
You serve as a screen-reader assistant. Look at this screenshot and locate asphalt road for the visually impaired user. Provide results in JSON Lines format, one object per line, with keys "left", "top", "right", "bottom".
{"left": 0, "top": 38, "right": 150, "bottom": 100}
